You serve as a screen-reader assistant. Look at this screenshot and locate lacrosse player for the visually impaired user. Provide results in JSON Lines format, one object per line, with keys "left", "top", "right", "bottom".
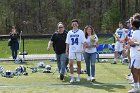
{"left": 66, "top": 19, "right": 86, "bottom": 83}
{"left": 111, "top": 21, "right": 127, "bottom": 64}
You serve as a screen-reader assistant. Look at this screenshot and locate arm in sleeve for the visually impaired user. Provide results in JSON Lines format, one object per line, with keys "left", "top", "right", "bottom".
{"left": 81, "top": 31, "right": 86, "bottom": 44}
{"left": 134, "top": 33, "right": 140, "bottom": 46}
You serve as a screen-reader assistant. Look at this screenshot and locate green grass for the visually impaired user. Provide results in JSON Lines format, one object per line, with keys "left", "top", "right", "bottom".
{"left": 0, "top": 60, "right": 131, "bottom": 93}
{"left": 99, "top": 36, "right": 114, "bottom": 44}
{"left": 0, "top": 37, "right": 114, "bottom": 58}
{"left": 22, "top": 39, "right": 54, "bottom": 54}
{"left": 0, "top": 39, "right": 54, "bottom": 58}
{"left": 0, "top": 40, "right": 11, "bottom": 58}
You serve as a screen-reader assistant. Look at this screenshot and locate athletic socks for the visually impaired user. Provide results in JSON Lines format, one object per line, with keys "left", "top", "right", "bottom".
{"left": 114, "top": 58, "right": 117, "bottom": 62}
{"left": 70, "top": 74, "right": 74, "bottom": 78}
{"left": 77, "top": 74, "right": 80, "bottom": 78}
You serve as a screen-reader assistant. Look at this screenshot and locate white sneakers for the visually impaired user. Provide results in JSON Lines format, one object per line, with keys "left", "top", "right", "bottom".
{"left": 128, "top": 88, "right": 140, "bottom": 93}
{"left": 91, "top": 77, "right": 95, "bottom": 82}
{"left": 70, "top": 76, "right": 95, "bottom": 83}
{"left": 76, "top": 77, "right": 80, "bottom": 82}
{"left": 87, "top": 76, "right": 91, "bottom": 81}
{"left": 70, "top": 77, "right": 75, "bottom": 83}
{"left": 87, "top": 77, "right": 95, "bottom": 82}
{"left": 70, "top": 77, "right": 80, "bottom": 83}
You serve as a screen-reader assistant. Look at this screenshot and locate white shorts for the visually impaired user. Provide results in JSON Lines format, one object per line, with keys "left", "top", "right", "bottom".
{"left": 115, "top": 42, "right": 124, "bottom": 52}
{"left": 130, "top": 57, "right": 140, "bottom": 69}
{"left": 69, "top": 52, "right": 84, "bottom": 61}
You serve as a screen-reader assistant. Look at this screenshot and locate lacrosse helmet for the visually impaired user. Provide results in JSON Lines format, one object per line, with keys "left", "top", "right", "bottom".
{"left": 5, "top": 70, "right": 14, "bottom": 78}
{"left": 43, "top": 65, "right": 52, "bottom": 73}
{"left": 20, "top": 65, "right": 26, "bottom": 72}
{"left": 31, "top": 67, "right": 38, "bottom": 73}
{"left": 122, "top": 58, "right": 129, "bottom": 63}
{"left": 23, "top": 72, "right": 28, "bottom": 76}
{"left": 14, "top": 58, "right": 22, "bottom": 64}
{"left": 101, "top": 59, "right": 108, "bottom": 62}
{"left": 37, "top": 62, "right": 46, "bottom": 68}
{"left": 16, "top": 65, "right": 26, "bottom": 73}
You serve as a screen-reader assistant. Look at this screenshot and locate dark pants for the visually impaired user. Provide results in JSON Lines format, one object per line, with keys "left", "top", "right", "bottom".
{"left": 10, "top": 42, "right": 19, "bottom": 60}
{"left": 12, "top": 49, "right": 17, "bottom": 59}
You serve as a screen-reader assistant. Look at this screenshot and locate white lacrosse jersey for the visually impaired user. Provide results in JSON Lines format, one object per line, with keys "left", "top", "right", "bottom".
{"left": 115, "top": 28, "right": 126, "bottom": 42}
{"left": 130, "top": 30, "right": 140, "bottom": 58}
{"left": 66, "top": 29, "right": 86, "bottom": 53}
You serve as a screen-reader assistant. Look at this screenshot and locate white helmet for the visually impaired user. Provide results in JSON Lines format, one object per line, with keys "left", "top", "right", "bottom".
{"left": 14, "top": 58, "right": 22, "bottom": 64}
{"left": 43, "top": 65, "right": 52, "bottom": 73}
{"left": 16, "top": 65, "right": 26, "bottom": 73}
{"left": 37, "top": 62, "right": 46, "bottom": 68}
{"left": 2, "top": 70, "right": 14, "bottom": 78}
{"left": 101, "top": 59, "right": 108, "bottom": 62}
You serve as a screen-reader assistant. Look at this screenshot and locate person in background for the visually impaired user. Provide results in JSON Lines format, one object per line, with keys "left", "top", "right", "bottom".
{"left": 47, "top": 22, "right": 67, "bottom": 81}
{"left": 125, "top": 18, "right": 133, "bottom": 62}
{"left": 9, "top": 26, "right": 19, "bottom": 61}
{"left": 83, "top": 25, "right": 98, "bottom": 82}
{"left": 124, "top": 18, "right": 134, "bottom": 82}
{"left": 111, "top": 21, "right": 127, "bottom": 64}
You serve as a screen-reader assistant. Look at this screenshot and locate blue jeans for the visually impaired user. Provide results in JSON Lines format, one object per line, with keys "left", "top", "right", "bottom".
{"left": 56, "top": 53, "right": 66, "bottom": 74}
{"left": 83, "top": 52, "right": 96, "bottom": 77}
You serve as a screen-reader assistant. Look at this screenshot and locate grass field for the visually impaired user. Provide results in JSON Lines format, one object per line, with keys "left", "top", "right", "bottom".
{"left": 0, "top": 37, "right": 114, "bottom": 58}
{"left": 0, "top": 37, "right": 129, "bottom": 93}
{"left": 0, "top": 60, "right": 131, "bottom": 93}
{"left": 0, "top": 39, "right": 54, "bottom": 58}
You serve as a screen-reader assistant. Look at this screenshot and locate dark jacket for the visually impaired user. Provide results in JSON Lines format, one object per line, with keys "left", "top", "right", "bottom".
{"left": 9, "top": 31, "right": 19, "bottom": 50}
{"left": 51, "top": 30, "right": 67, "bottom": 54}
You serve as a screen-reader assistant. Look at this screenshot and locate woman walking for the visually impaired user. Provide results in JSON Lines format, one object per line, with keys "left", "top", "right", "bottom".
{"left": 83, "top": 25, "right": 98, "bottom": 82}
{"left": 9, "top": 26, "right": 19, "bottom": 61}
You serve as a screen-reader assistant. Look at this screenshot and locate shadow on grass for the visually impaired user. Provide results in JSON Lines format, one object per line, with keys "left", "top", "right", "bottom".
{"left": 89, "top": 81, "right": 126, "bottom": 92}
{"left": 63, "top": 76, "right": 126, "bottom": 93}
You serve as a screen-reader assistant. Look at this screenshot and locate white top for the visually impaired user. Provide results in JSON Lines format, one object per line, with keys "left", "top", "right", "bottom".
{"left": 115, "top": 28, "right": 126, "bottom": 42}
{"left": 85, "top": 34, "right": 98, "bottom": 53}
{"left": 66, "top": 29, "right": 86, "bottom": 53}
{"left": 130, "top": 30, "right": 140, "bottom": 58}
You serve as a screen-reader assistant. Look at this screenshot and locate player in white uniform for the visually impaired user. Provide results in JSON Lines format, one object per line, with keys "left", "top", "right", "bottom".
{"left": 125, "top": 18, "right": 134, "bottom": 82}
{"left": 66, "top": 19, "right": 86, "bottom": 83}
{"left": 133, "top": 13, "right": 140, "bottom": 51}
{"left": 128, "top": 20, "right": 140, "bottom": 93}
{"left": 111, "top": 21, "right": 127, "bottom": 64}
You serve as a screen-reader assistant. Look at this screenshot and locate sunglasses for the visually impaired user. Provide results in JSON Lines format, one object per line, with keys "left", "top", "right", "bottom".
{"left": 59, "top": 27, "right": 64, "bottom": 28}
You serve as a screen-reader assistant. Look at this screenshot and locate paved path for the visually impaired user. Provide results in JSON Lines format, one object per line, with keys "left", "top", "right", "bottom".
{"left": 0, "top": 54, "right": 114, "bottom": 61}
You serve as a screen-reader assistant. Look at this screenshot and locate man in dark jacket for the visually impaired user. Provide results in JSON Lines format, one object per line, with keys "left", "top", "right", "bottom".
{"left": 47, "top": 22, "right": 67, "bottom": 81}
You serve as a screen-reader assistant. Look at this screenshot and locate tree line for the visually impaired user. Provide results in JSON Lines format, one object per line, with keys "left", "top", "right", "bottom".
{"left": 0, "top": 0, "right": 139, "bottom": 34}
